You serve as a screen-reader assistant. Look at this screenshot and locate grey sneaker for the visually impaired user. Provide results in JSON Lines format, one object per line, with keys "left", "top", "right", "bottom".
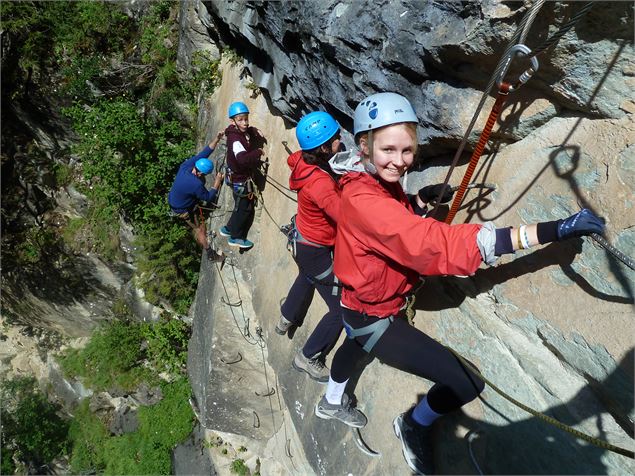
{"left": 275, "top": 315, "right": 293, "bottom": 335}
{"left": 393, "top": 412, "right": 435, "bottom": 475}
{"left": 315, "top": 393, "right": 367, "bottom": 428}
{"left": 292, "top": 351, "right": 329, "bottom": 383}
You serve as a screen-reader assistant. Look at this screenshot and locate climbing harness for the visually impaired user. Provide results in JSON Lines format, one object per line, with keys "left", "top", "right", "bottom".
{"left": 283, "top": 215, "right": 327, "bottom": 257}
{"left": 343, "top": 316, "right": 394, "bottom": 353}
{"left": 279, "top": 214, "right": 344, "bottom": 289}
{"left": 229, "top": 179, "right": 255, "bottom": 200}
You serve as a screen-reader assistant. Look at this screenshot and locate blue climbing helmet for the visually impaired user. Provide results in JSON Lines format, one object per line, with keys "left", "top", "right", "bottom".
{"left": 295, "top": 111, "right": 340, "bottom": 150}
{"left": 353, "top": 92, "right": 418, "bottom": 137}
{"left": 195, "top": 158, "right": 213, "bottom": 175}
{"left": 228, "top": 101, "right": 249, "bottom": 118}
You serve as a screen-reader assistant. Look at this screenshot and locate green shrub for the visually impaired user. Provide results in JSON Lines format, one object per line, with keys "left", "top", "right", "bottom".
{"left": 15, "top": 227, "right": 59, "bottom": 265}
{"left": 67, "top": 399, "right": 109, "bottom": 474}
{"left": 0, "top": 376, "right": 70, "bottom": 472}
{"left": 58, "top": 315, "right": 191, "bottom": 390}
{"left": 0, "top": 1, "right": 131, "bottom": 100}
{"left": 223, "top": 47, "right": 243, "bottom": 66}
{"left": 53, "top": 162, "right": 74, "bottom": 188}
{"left": 189, "top": 50, "right": 222, "bottom": 96}
{"left": 59, "top": 320, "right": 152, "bottom": 391}
{"left": 5, "top": 0, "right": 217, "bottom": 313}
{"left": 142, "top": 315, "right": 191, "bottom": 374}
{"left": 100, "top": 378, "right": 193, "bottom": 474}
{"left": 231, "top": 458, "right": 250, "bottom": 475}
{"left": 67, "top": 379, "right": 194, "bottom": 475}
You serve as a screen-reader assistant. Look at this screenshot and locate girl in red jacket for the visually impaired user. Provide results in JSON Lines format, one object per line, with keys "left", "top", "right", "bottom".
{"left": 275, "top": 111, "right": 343, "bottom": 384}
{"left": 314, "top": 92, "right": 605, "bottom": 474}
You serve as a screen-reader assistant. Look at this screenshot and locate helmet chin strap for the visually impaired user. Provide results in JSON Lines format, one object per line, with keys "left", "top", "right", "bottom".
{"left": 363, "top": 129, "right": 378, "bottom": 175}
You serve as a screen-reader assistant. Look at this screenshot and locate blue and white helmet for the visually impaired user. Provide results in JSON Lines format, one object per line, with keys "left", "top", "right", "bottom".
{"left": 353, "top": 92, "right": 418, "bottom": 137}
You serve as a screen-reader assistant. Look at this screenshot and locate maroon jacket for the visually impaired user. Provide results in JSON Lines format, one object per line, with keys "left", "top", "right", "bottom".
{"left": 225, "top": 124, "right": 263, "bottom": 183}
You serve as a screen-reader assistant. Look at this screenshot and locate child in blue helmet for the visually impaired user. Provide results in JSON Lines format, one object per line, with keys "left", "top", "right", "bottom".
{"left": 169, "top": 132, "right": 224, "bottom": 260}
{"left": 314, "top": 92, "right": 605, "bottom": 474}
{"left": 219, "top": 101, "right": 265, "bottom": 249}
{"left": 275, "top": 111, "right": 344, "bottom": 383}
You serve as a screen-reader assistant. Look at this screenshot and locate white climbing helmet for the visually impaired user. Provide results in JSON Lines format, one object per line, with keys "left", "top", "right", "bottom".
{"left": 353, "top": 92, "right": 419, "bottom": 137}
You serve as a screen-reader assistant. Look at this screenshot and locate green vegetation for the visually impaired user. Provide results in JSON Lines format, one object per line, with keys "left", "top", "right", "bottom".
{"left": 58, "top": 315, "right": 194, "bottom": 473}
{"left": 15, "top": 227, "right": 58, "bottom": 265}
{"left": 246, "top": 81, "right": 262, "bottom": 98}
{"left": 100, "top": 378, "right": 193, "bottom": 474}
{"left": 67, "top": 378, "right": 193, "bottom": 474}
{"left": 0, "top": 0, "right": 132, "bottom": 99}
{"left": 2, "top": 2, "right": 210, "bottom": 471}
{"left": 191, "top": 51, "right": 223, "bottom": 95}
{"left": 231, "top": 458, "right": 250, "bottom": 475}
{"left": 59, "top": 320, "right": 152, "bottom": 391}
{"left": 0, "top": 377, "right": 70, "bottom": 474}
{"left": 2, "top": 0, "right": 222, "bottom": 313}
{"left": 223, "top": 47, "right": 243, "bottom": 66}
{"left": 59, "top": 312, "right": 190, "bottom": 391}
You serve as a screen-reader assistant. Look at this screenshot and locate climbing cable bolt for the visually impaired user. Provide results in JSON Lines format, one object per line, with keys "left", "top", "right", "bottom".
{"left": 496, "top": 44, "right": 540, "bottom": 92}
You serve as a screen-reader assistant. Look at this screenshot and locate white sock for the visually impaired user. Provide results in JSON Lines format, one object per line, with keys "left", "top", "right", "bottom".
{"left": 325, "top": 377, "right": 348, "bottom": 405}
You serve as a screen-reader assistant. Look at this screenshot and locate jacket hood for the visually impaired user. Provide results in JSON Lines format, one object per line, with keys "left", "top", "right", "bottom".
{"left": 328, "top": 149, "right": 365, "bottom": 176}
{"left": 288, "top": 150, "right": 326, "bottom": 192}
{"left": 224, "top": 124, "right": 242, "bottom": 138}
{"left": 287, "top": 150, "right": 303, "bottom": 169}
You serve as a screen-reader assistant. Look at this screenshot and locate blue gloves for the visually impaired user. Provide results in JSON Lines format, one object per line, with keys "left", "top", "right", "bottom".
{"left": 557, "top": 208, "right": 605, "bottom": 240}
{"left": 418, "top": 184, "right": 454, "bottom": 204}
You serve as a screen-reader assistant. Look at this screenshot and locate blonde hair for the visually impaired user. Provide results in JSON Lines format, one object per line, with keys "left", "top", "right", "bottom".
{"left": 357, "top": 122, "right": 418, "bottom": 159}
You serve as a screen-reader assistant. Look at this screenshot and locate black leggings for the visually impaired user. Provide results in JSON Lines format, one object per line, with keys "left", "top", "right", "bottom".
{"left": 226, "top": 188, "right": 255, "bottom": 240}
{"left": 281, "top": 242, "right": 343, "bottom": 358}
{"left": 331, "top": 308, "right": 484, "bottom": 414}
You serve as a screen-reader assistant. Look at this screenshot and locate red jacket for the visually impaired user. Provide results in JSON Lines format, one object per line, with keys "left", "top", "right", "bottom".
{"left": 225, "top": 124, "right": 263, "bottom": 183}
{"left": 287, "top": 151, "right": 340, "bottom": 246}
{"left": 334, "top": 172, "right": 484, "bottom": 317}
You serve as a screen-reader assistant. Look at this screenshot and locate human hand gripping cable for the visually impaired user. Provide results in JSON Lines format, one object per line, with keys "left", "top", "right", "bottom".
{"left": 556, "top": 208, "right": 605, "bottom": 240}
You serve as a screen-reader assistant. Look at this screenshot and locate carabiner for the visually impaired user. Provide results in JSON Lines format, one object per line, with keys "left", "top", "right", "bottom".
{"left": 496, "top": 44, "right": 540, "bottom": 92}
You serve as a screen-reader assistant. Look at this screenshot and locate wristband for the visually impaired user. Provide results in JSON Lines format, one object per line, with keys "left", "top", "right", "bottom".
{"left": 519, "top": 225, "right": 530, "bottom": 249}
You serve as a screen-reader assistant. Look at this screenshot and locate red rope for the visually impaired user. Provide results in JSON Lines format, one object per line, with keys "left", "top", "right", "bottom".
{"left": 445, "top": 83, "right": 511, "bottom": 224}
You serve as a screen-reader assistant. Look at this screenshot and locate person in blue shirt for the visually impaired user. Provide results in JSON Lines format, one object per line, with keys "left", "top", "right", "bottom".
{"left": 169, "top": 132, "right": 224, "bottom": 260}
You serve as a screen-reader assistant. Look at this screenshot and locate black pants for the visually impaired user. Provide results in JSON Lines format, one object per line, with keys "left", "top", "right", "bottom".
{"left": 331, "top": 308, "right": 485, "bottom": 414}
{"left": 226, "top": 186, "right": 255, "bottom": 240}
{"left": 281, "top": 242, "right": 343, "bottom": 359}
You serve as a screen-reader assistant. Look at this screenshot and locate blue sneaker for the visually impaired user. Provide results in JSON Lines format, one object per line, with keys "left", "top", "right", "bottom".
{"left": 219, "top": 226, "right": 231, "bottom": 237}
{"left": 228, "top": 238, "right": 254, "bottom": 249}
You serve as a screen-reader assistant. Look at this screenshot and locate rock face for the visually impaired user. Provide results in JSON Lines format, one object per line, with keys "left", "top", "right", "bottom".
{"left": 183, "top": 2, "right": 634, "bottom": 475}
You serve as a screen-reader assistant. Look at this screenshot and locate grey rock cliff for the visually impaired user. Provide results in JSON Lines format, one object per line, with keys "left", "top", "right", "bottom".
{"left": 184, "top": 1, "right": 634, "bottom": 475}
